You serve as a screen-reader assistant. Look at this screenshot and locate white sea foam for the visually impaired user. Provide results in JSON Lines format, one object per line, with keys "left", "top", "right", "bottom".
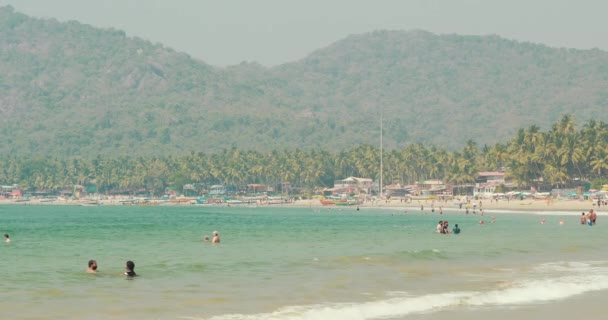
{"left": 197, "top": 261, "right": 608, "bottom": 320}
{"left": 197, "top": 292, "right": 473, "bottom": 320}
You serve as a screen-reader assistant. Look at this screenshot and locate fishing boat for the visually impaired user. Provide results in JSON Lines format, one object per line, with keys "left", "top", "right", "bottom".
{"left": 79, "top": 200, "right": 100, "bottom": 206}
{"left": 320, "top": 198, "right": 336, "bottom": 205}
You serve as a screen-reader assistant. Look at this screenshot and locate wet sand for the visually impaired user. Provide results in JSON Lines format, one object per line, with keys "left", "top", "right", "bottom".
{"left": 402, "top": 291, "right": 604, "bottom": 320}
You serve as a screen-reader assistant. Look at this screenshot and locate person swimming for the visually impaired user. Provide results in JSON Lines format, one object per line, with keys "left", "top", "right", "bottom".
{"left": 3, "top": 234, "right": 10, "bottom": 243}
{"left": 87, "top": 260, "right": 98, "bottom": 273}
{"left": 212, "top": 231, "right": 220, "bottom": 243}
{"left": 452, "top": 224, "right": 461, "bottom": 234}
{"left": 124, "top": 260, "right": 137, "bottom": 277}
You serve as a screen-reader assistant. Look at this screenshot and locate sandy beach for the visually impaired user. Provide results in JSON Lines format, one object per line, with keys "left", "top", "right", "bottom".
{"left": 0, "top": 196, "right": 601, "bottom": 214}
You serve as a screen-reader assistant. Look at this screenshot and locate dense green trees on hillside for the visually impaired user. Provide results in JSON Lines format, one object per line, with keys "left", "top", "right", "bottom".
{"left": 1, "top": 116, "right": 606, "bottom": 195}
{"left": 2, "top": 7, "right": 608, "bottom": 158}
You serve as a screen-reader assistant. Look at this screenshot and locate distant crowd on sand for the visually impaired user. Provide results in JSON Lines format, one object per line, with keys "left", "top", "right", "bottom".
{"left": 417, "top": 199, "right": 487, "bottom": 216}
{"left": 592, "top": 198, "right": 607, "bottom": 208}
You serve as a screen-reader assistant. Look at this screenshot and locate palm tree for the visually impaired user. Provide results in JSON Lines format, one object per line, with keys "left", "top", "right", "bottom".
{"left": 557, "top": 133, "right": 584, "bottom": 182}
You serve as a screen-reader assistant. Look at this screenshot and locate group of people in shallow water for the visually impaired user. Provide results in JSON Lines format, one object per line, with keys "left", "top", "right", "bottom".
{"left": 86, "top": 259, "right": 137, "bottom": 277}
{"left": 436, "top": 220, "right": 460, "bottom": 234}
{"left": 581, "top": 209, "right": 597, "bottom": 226}
{"left": 83, "top": 230, "right": 221, "bottom": 277}
{"left": 4, "top": 229, "right": 221, "bottom": 277}
{"left": 202, "top": 230, "right": 221, "bottom": 243}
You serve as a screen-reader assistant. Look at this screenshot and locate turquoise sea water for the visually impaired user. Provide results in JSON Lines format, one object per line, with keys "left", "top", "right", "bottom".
{"left": 1, "top": 204, "right": 607, "bottom": 319}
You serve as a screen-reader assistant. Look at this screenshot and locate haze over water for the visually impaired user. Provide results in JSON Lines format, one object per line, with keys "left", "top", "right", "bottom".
{"left": 1, "top": 204, "right": 607, "bottom": 319}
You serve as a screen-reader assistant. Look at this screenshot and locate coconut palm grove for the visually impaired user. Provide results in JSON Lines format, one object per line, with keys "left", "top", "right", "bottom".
{"left": 1, "top": 115, "right": 607, "bottom": 198}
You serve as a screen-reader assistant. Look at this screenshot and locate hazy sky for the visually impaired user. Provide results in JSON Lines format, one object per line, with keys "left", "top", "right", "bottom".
{"left": 1, "top": 0, "right": 606, "bottom": 66}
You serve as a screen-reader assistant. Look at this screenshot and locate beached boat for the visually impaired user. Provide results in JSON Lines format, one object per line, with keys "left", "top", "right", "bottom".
{"left": 320, "top": 198, "right": 336, "bottom": 205}
{"left": 226, "top": 199, "right": 247, "bottom": 205}
{"left": 266, "top": 197, "right": 289, "bottom": 205}
{"left": 335, "top": 198, "right": 357, "bottom": 206}
{"left": 79, "top": 200, "right": 100, "bottom": 206}
{"left": 169, "top": 197, "right": 195, "bottom": 204}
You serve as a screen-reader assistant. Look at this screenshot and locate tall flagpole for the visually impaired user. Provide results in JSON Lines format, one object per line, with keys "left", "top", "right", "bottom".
{"left": 380, "top": 111, "right": 383, "bottom": 198}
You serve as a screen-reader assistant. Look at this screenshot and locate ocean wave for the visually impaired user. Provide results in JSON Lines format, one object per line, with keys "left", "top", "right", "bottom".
{"left": 399, "top": 249, "right": 447, "bottom": 260}
{"left": 195, "top": 261, "right": 608, "bottom": 320}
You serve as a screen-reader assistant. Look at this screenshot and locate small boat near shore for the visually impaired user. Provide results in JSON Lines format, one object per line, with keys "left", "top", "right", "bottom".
{"left": 320, "top": 196, "right": 358, "bottom": 206}
{"left": 78, "top": 200, "right": 100, "bottom": 206}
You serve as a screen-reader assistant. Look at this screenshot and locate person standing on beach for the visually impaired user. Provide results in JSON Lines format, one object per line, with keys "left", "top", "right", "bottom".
{"left": 87, "top": 260, "right": 98, "bottom": 273}
{"left": 124, "top": 260, "right": 137, "bottom": 277}
{"left": 4, "top": 234, "right": 10, "bottom": 243}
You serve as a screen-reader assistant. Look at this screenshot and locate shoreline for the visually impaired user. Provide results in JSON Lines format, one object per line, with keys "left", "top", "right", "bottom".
{"left": 0, "top": 197, "right": 601, "bottom": 214}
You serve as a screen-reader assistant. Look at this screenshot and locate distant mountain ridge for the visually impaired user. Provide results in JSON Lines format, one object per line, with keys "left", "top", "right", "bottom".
{"left": 1, "top": 5, "right": 608, "bottom": 158}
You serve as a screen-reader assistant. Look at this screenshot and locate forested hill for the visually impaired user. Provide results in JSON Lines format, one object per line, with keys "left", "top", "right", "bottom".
{"left": 2, "top": 5, "right": 608, "bottom": 158}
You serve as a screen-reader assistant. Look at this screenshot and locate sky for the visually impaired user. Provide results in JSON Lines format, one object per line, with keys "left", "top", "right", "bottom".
{"left": 1, "top": 0, "right": 607, "bottom": 66}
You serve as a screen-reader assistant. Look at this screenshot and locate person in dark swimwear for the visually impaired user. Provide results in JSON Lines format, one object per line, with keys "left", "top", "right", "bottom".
{"left": 590, "top": 209, "right": 597, "bottom": 225}
{"left": 124, "top": 260, "right": 137, "bottom": 277}
{"left": 452, "top": 224, "right": 461, "bottom": 234}
{"left": 442, "top": 221, "right": 449, "bottom": 234}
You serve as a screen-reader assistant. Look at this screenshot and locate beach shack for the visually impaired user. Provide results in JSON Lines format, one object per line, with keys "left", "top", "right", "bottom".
{"left": 1, "top": 184, "right": 19, "bottom": 199}
{"left": 246, "top": 184, "right": 268, "bottom": 195}
{"left": 182, "top": 184, "right": 198, "bottom": 197}
{"left": 209, "top": 185, "right": 236, "bottom": 195}
{"left": 474, "top": 171, "right": 506, "bottom": 197}
{"left": 414, "top": 180, "right": 451, "bottom": 197}
{"left": 385, "top": 184, "right": 414, "bottom": 198}
{"left": 333, "top": 177, "right": 373, "bottom": 195}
